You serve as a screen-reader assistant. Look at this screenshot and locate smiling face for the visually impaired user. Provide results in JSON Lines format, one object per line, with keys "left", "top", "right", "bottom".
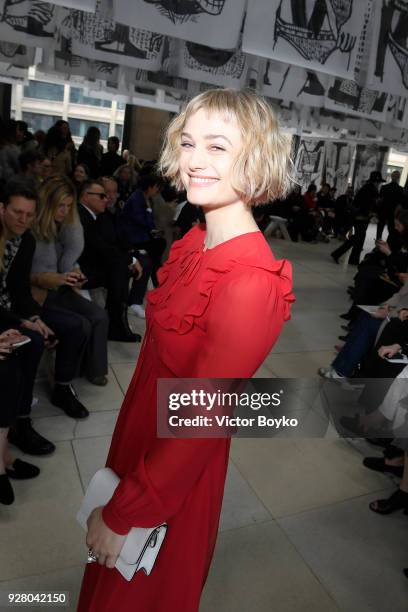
{"left": 179, "top": 108, "right": 243, "bottom": 208}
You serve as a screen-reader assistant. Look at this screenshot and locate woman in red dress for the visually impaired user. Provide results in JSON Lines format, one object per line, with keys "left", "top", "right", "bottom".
{"left": 78, "top": 89, "right": 294, "bottom": 611}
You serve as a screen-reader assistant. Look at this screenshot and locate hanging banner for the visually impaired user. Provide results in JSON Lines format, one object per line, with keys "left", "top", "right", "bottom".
{"left": 261, "top": 61, "right": 328, "bottom": 108}
{"left": 113, "top": 0, "right": 245, "bottom": 50}
{"left": 352, "top": 143, "right": 389, "bottom": 190}
{"left": 0, "top": 1, "right": 58, "bottom": 48}
{"left": 367, "top": 0, "right": 408, "bottom": 97}
{"left": 324, "top": 78, "right": 389, "bottom": 121}
{"left": 387, "top": 95, "right": 408, "bottom": 129}
{"left": 174, "top": 40, "right": 247, "bottom": 88}
{"left": 324, "top": 140, "right": 354, "bottom": 194}
{"left": 294, "top": 138, "right": 326, "bottom": 190}
{"left": 46, "top": 0, "right": 96, "bottom": 11}
{"left": 62, "top": 3, "right": 165, "bottom": 70}
{"left": 0, "top": 42, "right": 35, "bottom": 67}
{"left": 243, "top": 0, "right": 368, "bottom": 79}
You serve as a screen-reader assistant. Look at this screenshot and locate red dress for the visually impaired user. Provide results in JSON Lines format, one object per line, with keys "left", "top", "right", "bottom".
{"left": 77, "top": 225, "right": 294, "bottom": 612}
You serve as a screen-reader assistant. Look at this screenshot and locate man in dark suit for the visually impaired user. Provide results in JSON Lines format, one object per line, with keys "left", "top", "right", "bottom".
{"left": 377, "top": 171, "right": 405, "bottom": 248}
{"left": 0, "top": 177, "right": 56, "bottom": 455}
{"left": 77, "top": 180, "right": 141, "bottom": 342}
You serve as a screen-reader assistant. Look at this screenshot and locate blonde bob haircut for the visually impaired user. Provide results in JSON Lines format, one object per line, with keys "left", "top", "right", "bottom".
{"left": 33, "top": 176, "right": 78, "bottom": 242}
{"left": 159, "top": 88, "right": 292, "bottom": 206}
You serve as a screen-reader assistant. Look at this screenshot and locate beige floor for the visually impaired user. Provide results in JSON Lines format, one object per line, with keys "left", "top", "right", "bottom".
{"left": 1, "top": 225, "right": 407, "bottom": 611}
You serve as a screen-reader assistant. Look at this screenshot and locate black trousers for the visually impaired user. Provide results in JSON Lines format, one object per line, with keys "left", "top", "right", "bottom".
{"left": 50, "top": 288, "right": 109, "bottom": 379}
{"left": 128, "top": 253, "right": 152, "bottom": 306}
{"left": 332, "top": 221, "right": 368, "bottom": 264}
{"left": 132, "top": 238, "right": 166, "bottom": 287}
{"left": 40, "top": 292, "right": 90, "bottom": 383}
{"left": 0, "top": 329, "right": 44, "bottom": 426}
{"left": 82, "top": 258, "right": 128, "bottom": 326}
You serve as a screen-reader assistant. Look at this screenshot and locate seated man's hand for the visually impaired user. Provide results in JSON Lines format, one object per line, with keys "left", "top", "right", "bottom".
{"left": 129, "top": 259, "right": 143, "bottom": 280}
{"left": 378, "top": 344, "right": 402, "bottom": 359}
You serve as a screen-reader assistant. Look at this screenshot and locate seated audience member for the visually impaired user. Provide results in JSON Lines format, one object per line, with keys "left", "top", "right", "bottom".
{"left": 113, "top": 163, "right": 138, "bottom": 207}
{"left": 77, "top": 180, "right": 141, "bottom": 342}
{"left": 77, "top": 127, "right": 103, "bottom": 179}
{"left": 101, "top": 176, "right": 150, "bottom": 319}
{"left": 100, "top": 137, "right": 123, "bottom": 176}
{"left": 0, "top": 326, "right": 43, "bottom": 505}
{"left": 31, "top": 176, "right": 109, "bottom": 390}
{"left": 18, "top": 150, "right": 44, "bottom": 184}
{"left": 303, "top": 183, "right": 317, "bottom": 210}
{"left": 0, "top": 119, "right": 20, "bottom": 184}
{"left": 44, "top": 120, "right": 76, "bottom": 177}
{"left": 174, "top": 199, "right": 204, "bottom": 238}
{"left": 15, "top": 120, "right": 37, "bottom": 153}
{"left": 319, "top": 279, "right": 408, "bottom": 380}
{"left": 117, "top": 174, "right": 166, "bottom": 287}
{"left": 72, "top": 163, "right": 89, "bottom": 194}
{"left": 40, "top": 157, "right": 53, "bottom": 181}
{"left": 0, "top": 177, "right": 55, "bottom": 456}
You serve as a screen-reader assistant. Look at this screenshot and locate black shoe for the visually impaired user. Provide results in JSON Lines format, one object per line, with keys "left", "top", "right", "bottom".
{"left": 403, "top": 568, "right": 408, "bottom": 579}
{"left": 340, "top": 312, "right": 353, "bottom": 320}
{"left": 108, "top": 326, "right": 141, "bottom": 343}
{"left": 51, "top": 384, "right": 89, "bottom": 419}
{"left": 0, "top": 474, "right": 14, "bottom": 505}
{"left": 338, "top": 335, "right": 349, "bottom": 342}
{"left": 88, "top": 375, "right": 108, "bottom": 386}
{"left": 331, "top": 253, "right": 339, "bottom": 264}
{"left": 369, "top": 488, "right": 408, "bottom": 515}
{"left": 6, "top": 458, "right": 40, "bottom": 480}
{"left": 363, "top": 456, "right": 403, "bottom": 478}
{"left": 8, "top": 418, "right": 55, "bottom": 456}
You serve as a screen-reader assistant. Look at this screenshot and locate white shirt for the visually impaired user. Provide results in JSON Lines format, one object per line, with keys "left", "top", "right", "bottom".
{"left": 80, "top": 203, "right": 97, "bottom": 221}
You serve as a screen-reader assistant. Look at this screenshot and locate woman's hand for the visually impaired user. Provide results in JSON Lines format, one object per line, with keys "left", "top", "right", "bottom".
{"left": 378, "top": 343, "right": 402, "bottom": 359}
{"left": 86, "top": 507, "right": 126, "bottom": 569}
{"left": 375, "top": 239, "right": 391, "bottom": 256}
{"left": 59, "top": 271, "right": 84, "bottom": 287}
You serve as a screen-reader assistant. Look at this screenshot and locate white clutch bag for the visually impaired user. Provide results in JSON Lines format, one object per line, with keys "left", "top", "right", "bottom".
{"left": 77, "top": 467, "right": 167, "bottom": 581}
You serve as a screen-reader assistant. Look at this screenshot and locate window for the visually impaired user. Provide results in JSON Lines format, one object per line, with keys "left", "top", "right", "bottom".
{"left": 115, "top": 123, "right": 123, "bottom": 140}
{"left": 70, "top": 87, "right": 111, "bottom": 108}
{"left": 69, "top": 118, "right": 110, "bottom": 141}
{"left": 22, "top": 112, "right": 61, "bottom": 133}
{"left": 117, "top": 102, "right": 126, "bottom": 110}
{"left": 23, "top": 80, "right": 64, "bottom": 102}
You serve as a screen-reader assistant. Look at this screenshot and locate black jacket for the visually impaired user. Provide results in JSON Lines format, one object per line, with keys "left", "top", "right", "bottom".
{"left": 0, "top": 231, "right": 41, "bottom": 328}
{"left": 77, "top": 205, "right": 130, "bottom": 278}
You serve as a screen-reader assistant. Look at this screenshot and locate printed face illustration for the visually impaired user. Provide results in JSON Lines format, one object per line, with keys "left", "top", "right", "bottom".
{"left": 144, "top": 0, "right": 225, "bottom": 23}
{"left": 274, "top": 0, "right": 355, "bottom": 64}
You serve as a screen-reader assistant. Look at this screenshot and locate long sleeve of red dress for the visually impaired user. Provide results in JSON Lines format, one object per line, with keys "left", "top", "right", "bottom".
{"left": 102, "top": 268, "right": 290, "bottom": 534}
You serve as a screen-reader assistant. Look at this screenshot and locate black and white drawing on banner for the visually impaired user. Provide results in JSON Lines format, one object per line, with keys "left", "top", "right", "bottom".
{"left": 0, "top": 41, "right": 35, "bottom": 66}
{"left": 324, "top": 140, "right": 354, "bottom": 194}
{"left": 243, "top": 0, "right": 366, "bottom": 79}
{"left": 352, "top": 143, "right": 389, "bottom": 190}
{"left": 175, "top": 40, "right": 247, "bottom": 88}
{"left": 45, "top": 0, "right": 96, "bottom": 12}
{"left": 54, "top": 33, "right": 120, "bottom": 81}
{"left": 113, "top": 0, "right": 245, "bottom": 49}
{"left": 64, "top": 2, "right": 164, "bottom": 70}
{"left": 367, "top": 0, "right": 408, "bottom": 96}
{"left": 0, "top": 1, "right": 57, "bottom": 48}
{"left": 262, "top": 60, "right": 328, "bottom": 108}
{"left": 387, "top": 94, "right": 408, "bottom": 129}
{"left": 325, "top": 77, "right": 389, "bottom": 121}
{"left": 294, "top": 138, "right": 326, "bottom": 190}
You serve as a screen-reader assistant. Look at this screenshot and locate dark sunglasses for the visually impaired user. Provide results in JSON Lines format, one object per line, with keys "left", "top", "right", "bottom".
{"left": 86, "top": 192, "right": 108, "bottom": 200}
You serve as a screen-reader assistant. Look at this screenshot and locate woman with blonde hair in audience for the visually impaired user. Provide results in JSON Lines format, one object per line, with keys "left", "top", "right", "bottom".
{"left": 31, "top": 176, "right": 109, "bottom": 417}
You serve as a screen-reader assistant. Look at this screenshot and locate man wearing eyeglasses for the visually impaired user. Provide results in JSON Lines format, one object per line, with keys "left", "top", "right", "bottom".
{"left": 78, "top": 180, "right": 141, "bottom": 342}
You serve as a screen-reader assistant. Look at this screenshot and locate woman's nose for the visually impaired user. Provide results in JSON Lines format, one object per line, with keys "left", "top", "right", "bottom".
{"left": 188, "top": 146, "right": 207, "bottom": 170}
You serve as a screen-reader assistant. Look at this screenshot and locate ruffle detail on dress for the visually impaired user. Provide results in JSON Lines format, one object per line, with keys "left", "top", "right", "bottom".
{"left": 147, "top": 230, "right": 295, "bottom": 334}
